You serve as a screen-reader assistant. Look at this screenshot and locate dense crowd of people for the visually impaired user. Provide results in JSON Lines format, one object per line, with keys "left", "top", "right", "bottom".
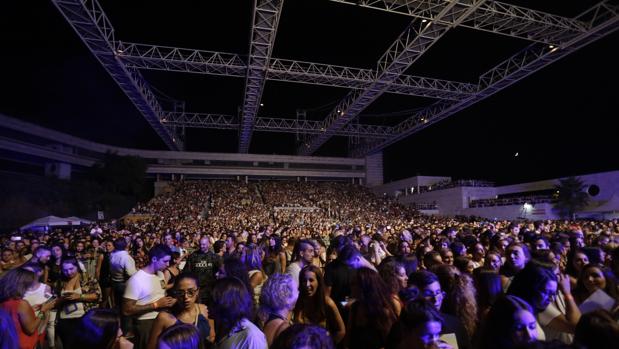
{"left": 1, "top": 179, "right": 619, "bottom": 349}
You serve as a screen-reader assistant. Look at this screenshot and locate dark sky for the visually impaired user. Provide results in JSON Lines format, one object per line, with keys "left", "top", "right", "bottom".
{"left": 0, "top": 1, "right": 617, "bottom": 185}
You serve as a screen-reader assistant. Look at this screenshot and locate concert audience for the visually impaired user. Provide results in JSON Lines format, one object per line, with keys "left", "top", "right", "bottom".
{"left": 1, "top": 179, "right": 619, "bottom": 349}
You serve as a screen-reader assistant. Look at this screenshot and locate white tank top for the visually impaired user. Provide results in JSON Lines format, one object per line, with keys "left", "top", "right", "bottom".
{"left": 23, "top": 283, "right": 50, "bottom": 311}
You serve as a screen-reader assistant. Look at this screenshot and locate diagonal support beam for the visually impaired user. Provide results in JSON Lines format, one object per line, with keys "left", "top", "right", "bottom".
{"left": 330, "top": 0, "right": 589, "bottom": 45}
{"left": 161, "top": 111, "right": 395, "bottom": 139}
{"left": 350, "top": 1, "right": 619, "bottom": 157}
{"left": 50, "top": 0, "right": 182, "bottom": 150}
{"left": 298, "top": 0, "right": 486, "bottom": 155}
{"left": 239, "top": 0, "right": 285, "bottom": 153}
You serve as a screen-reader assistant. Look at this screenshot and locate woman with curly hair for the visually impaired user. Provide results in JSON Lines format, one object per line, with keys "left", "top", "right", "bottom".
{"left": 259, "top": 273, "right": 298, "bottom": 346}
{"left": 347, "top": 267, "right": 399, "bottom": 349}
{"left": 293, "top": 265, "right": 345, "bottom": 344}
{"left": 431, "top": 264, "right": 478, "bottom": 339}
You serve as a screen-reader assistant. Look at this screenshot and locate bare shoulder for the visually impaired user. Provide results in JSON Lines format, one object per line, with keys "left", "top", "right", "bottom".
{"left": 325, "top": 296, "right": 337, "bottom": 308}
{"left": 156, "top": 310, "right": 176, "bottom": 325}
{"left": 198, "top": 303, "right": 209, "bottom": 316}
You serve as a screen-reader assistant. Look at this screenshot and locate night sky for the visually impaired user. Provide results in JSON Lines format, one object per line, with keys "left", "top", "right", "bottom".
{"left": 0, "top": 1, "right": 617, "bottom": 185}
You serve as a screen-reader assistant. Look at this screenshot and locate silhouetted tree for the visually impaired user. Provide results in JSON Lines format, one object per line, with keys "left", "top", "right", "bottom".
{"left": 554, "top": 176, "right": 589, "bottom": 219}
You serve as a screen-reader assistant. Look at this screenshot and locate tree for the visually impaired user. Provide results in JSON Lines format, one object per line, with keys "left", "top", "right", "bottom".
{"left": 553, "top": 176, "right": 589, "bottom": 219}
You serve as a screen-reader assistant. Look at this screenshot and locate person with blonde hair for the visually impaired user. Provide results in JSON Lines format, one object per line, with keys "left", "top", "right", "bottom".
{"left": 259, "top": 273, "right": 298, "bottom": 346}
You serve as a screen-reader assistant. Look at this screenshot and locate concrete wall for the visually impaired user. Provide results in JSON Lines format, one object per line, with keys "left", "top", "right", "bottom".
{"left": 496, "top": 170, "right": 619, "bottom": 201}
{"left": 463, "top": 203, "right": 559, "bottom": 220}
{"left": 397, "top": 187, "right": 467, "bottom": 216}
{"left": 370, "top": 175, "right": 451, "bottom": 196}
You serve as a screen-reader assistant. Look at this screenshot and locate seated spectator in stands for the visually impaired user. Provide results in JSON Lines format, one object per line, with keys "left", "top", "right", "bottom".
{"left": 271, "top": 324, "right": 334, "bottom": 349}
{"left": 573, "top": 263, "right": 619, "bottom": 307}
{"left": 259, "top": 273, "right": 298, "bottom": 346}
{"left": 478, "top": 295, "right": 540, "bottom": 349}
{"left": 500, "top": 243, "right": 530, "bottom": 291}
{"left": 55, "top": 258, "right": 102, "bottom": 349}
{"left": 75, "top": 308, "right": 133, "bottom": 349}
{"left": 386, "top": 300, "right": 451, "bottom": 349}
{"left": 211, "top": 277, "right": 267, "bottom": 349}
{"left": 408, "top": 270, "right": 471, "bottom": 349}
{"left": 123, "top": 245, "right": 177, "bottom": 349}
{"left": 0, "top": 268, "right": 55, "bottom": 349}
{"left": 293, "top": 265, "right": 345, "bottom": 344}
{"left": 147, "top": 273, "right": 212, "bottom": 349}
{"left": 347, "top": 267, "right": 399, "bottom": 349}
{"left": 573, "top": 309, "right": 619, "bottom": 349}
{"left": 432, "top": 264, "right": 478, "bottom": 340}
{"left": 157, "top": 323, "right": 203, "bottom": 349}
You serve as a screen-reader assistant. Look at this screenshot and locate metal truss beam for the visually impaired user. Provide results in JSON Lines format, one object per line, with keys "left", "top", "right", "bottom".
{"left": 161, "top": 112, "right": 395, "bottom": 139}
{"left": 116, "top": 42, "right": 247, "bottom": 76}
{"left": 117, "top": 43, "right": 477, "bottom": 100}
{"left": 298, "top": 0, "right": 486, "bottom": 155}
{"left": 330, "top": 0, "right": 589, "bottom": 45}
{"left": 50, "top": 0, "right": 182, "bottom": 150}
{"left": 239, "top": 0, "right": 285, "bottom": 153}
{"left": 350, "top": 2, "right": 619, "bottom": 157}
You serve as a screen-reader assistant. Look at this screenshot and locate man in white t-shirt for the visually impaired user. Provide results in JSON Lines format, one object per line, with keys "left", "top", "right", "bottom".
{"left": 123, "top": 244, "right": 176, "bottom": 349}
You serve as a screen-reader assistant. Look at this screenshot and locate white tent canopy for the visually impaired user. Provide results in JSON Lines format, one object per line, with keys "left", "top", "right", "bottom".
{"left": 20, "top": 215, "right": 93, "bottom": 231}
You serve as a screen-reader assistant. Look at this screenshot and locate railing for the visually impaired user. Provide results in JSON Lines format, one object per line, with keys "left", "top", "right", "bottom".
{"left": 469, "top": 195, "right": 555, "bottom": 208}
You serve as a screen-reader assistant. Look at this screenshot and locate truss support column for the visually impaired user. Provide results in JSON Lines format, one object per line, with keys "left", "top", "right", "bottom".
{"left": 365, "top": 152, "right": 383, "bottom": 187}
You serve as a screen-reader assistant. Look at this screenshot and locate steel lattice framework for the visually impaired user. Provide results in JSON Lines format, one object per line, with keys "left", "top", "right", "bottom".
{"left": 349, "top": 2, "right": 619, "bottom": 157}
{"left": 114, "top": 42, "right": 478, "bottom": 100}
{"left": 297, "top": 0, "right": 487, "bottom": 155}
{"left": 161, "top": 112, "right": 395, "bottom": 139}
{"left": 50, "top": 0, "right": 618, "bottom": 156}
{"left": 238, "top": 0, "right": 285, "bottom": 153}
{"left": 330, "top": 0, "right": 590, "bottom": 45}
{"left": 50, "top": 0, "right": 182, "bottom": 151}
